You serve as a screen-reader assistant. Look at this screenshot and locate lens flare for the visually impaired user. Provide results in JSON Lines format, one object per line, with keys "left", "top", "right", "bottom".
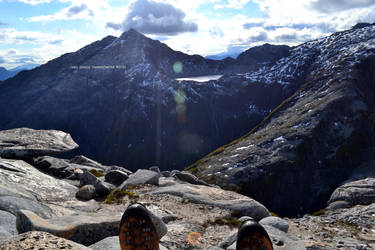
{"left": 174, "top": 89, "right": 187, "bottom": 124}
{"left": 173, "top": 61, "right": 183, "bottom": 74}
{"left": 187, "top": 232, "right": 201, "bottom": 245}
{"left": 174, "top": 89, "right": 186, "bottom": 104}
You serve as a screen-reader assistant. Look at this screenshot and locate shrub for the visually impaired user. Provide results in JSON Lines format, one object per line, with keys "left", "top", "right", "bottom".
{"left": 104, "top": 188, "right": 139, "bottom": 204}
{"left": 203, "top": 216, "right": 241, "bottom": 229}
{"left": 89, "top": 169, "right": 105, "bottom": 177}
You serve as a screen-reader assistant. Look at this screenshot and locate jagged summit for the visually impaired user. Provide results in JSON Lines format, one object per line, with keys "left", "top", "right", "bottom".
{"left": 119, "top": 28, "right": 146, "bottom": 39}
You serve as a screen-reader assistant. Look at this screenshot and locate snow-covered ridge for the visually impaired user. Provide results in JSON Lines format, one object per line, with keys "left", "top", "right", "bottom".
{"left": 244, "top": 25, "right": 375, "bottom": 85}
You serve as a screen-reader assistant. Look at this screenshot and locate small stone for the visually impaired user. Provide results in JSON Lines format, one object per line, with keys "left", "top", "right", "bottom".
{"left": 76, "top": 185, "right": 96, "bottom": 200}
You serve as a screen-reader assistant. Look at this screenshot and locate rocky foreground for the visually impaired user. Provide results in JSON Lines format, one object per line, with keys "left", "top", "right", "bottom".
{"left": 0, "top": 128, "right": 374, "bottom": 249}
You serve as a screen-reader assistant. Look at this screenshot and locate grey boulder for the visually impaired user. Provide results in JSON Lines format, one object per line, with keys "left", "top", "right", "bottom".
{"left": 16, "top": 209, "right": 120, "bottom": 246}
{"left": 76, "top": 185, "right": 96, "bottom": 200}
{"left": 259, "top": 216, "right": 289, "bottom": 233}
{"left": 0, "top": 158, "right": 77, "bottom": 217}
{"left": 105, "top": 170, "right": 129, "bottom": 186}
{"left": 0, "top": 128, "right": 78, "bottom": 159}
{"left": 95, "top": 181, "right": 116, "bottom": 196}
{"left": 171, "top": 170, "right": 208, "bottom": 186}
{"left": 79, "top": 171, "right": 100, "bottom": 187}
{"left": 328, "top": 178, "right": 375, "bottom": 206}
{"left": 0, "top": 210, "right": 17, "bottom": 242}
{"left": 150, "top": 183, "right": 269, "bottom": 220}
{"left": 89, "top": 236, "right": 168, "bottom": 250}
{"left": 120, "top": 169, "right": 159, "bottom": 189}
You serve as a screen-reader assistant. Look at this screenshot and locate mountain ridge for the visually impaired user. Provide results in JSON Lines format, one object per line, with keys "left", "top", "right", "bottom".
{"left": 187, "top": 23, "right": 375, "bottom": 216}
{"left": 0, "top": 28, "right": 292, "bottom": 171}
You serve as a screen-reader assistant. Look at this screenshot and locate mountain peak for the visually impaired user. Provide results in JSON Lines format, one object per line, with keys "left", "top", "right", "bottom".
{"left": 119, "top": 28, "right": 146, "bottom": 40}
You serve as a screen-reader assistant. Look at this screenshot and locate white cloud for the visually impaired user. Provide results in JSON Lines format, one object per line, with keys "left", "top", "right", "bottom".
{"left": 308, "top": 0, "right": 375, "bottom": 13}
{"left": 15, "top": 0, "right": 53, "bottom": 4}
{"left": 210, "top": 0, "right": 251, "bottom": 9}
{"left": 0, "top": 28, "right": 98, "bottom": 69}
{"left": 106, "top": 0, "right": 198, "bottom": 35}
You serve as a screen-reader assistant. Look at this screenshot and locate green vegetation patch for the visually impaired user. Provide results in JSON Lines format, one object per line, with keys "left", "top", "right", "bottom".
{"left": 203, "top": 216, "right": 241, "bottom": 229}
{"left": 104, "top": 188, "right": 139, "bottom": 204}
{"left": 89, "top": 169, "right": 105, "bottom": 177}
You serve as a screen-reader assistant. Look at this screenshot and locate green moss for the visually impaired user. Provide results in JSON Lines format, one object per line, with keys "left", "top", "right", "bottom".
{"left": 104, "top": 188, "right": 139, "bottom": 204}
{"left": 312, "top": 209, "right": 325, "bottom": 216}
{"left": 203, "top": 216, "right": 241, "bottom": 229}
{"left": 89, "top": 169, "right": 105, "bottom": 177}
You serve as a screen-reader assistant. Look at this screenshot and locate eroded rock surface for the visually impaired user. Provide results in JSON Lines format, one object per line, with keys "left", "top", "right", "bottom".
{"left": 0, "top": 128, "right": 78, "bottom": 159}
{"left": 0, "top": 231, "right": 90, "bottom": 250}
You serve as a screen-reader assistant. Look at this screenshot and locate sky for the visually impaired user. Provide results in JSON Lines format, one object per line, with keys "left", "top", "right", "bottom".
{"left": 0, "top": 0, "right": 375, "bottom": 70}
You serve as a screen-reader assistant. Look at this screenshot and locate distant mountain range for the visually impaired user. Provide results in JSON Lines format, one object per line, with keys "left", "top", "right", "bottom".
{"left": 0, "top": 29, "right": 290, "bottom": 171}
{"left": 0, "top": 64, "right": 39, "bottom": 81}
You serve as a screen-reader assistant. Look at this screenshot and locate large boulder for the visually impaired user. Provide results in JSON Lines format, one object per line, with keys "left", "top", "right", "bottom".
{"left": 0, "top": 231, "right": 90, "bottom": 249}
{"left": 328, "top": 178, "right": 375, "bottom": 206}
{"left": 16, "top": 209, "right": 120, "bottom": 246}
{"left": 150, "top": 183, "right": 269, "bottom": 220}
{"left": 259, "top": 216, "right": 289, "bottom": 233}
{"left": 33, "top": 156, "right": 107, "bottom": 179}
{"left": 0, "top": 128, "right": 78, "bottom": 159}
{"left": 0, "top": 210, "right": 17, "bottom": 242}
{"left": 76, "top": 185, "right": 96, "bottom": 200}
{"left": 0, "top": 158, "right": 77, "bottom": 217}
{"left": 105, "top": 170, "right": 129, "bottom": 186}
{"left": 89, "top": 236, "right": 168, "bottom": 250}
{"left": 171, "top": 170, "right": 208, "bottom": 186}
{"left": 120, "top": 169, "right": 159, "bottom": 189}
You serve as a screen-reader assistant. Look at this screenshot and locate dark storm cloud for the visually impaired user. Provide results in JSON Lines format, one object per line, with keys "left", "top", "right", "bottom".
{"left": 105, "top": 22, "right": 122, "bottom": 30}
{"left": 106, "top": 0, "right": 198, "bottom": 35}
{"left": 248, "top": 30, "right": 268, "bottom": 42}
{"left": 309, "top": 0, "right": 375, "bottom": 13}
{"left": 275, "top": 33, "right": 297, "bottom": 41}
{"left": 67, "top": 4, "right": 88, "bottom": 17}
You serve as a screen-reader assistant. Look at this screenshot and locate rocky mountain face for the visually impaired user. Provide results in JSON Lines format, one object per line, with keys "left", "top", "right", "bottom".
{"left": 0, "top": 29, "right": 290, "bottom": 171}
{"left": 188, "top": 24, "right": 375, "bottom": 217}
{"left": 1, "top": 128, "right": 374, "bottom": 249}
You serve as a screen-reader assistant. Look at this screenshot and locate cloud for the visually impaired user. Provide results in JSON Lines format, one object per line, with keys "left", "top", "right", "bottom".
{"left": 0, "top": 56, "right": 5, "bottom": 64}
{"left": 209, "top": 26, "right": 224, "bottom": 38}
{"left": 67, "top": 4, "right": 89, "bottom": 17}
{"left": 15, "top": 35, "right": 37, "bottom": 42}
{"left": 248, "top": 30, "right": 268, "bottom": 42}
{"left": 15, "top": 0, "right": 52, "bottom": 4}
{"left": 105, "top": 22, "right": 122, "bottom": 30}
{"left": 107, "top": 0, "right": 198, "bottom": 35}
{"left": 309, "top": 0, "right": 375, "bottom": 13}
{"left": 49, "top": 39, "right": 64, "bottom": 45}
{"left": 0, "top": 22, "right": 7, "bottom": 27}
{"left": 8, "top": 50, "right": 17, "bottom": 55}
{"left": 211, "top": 0, "right": 251, "bottom": 9}
{"left": 29, "top": 2, "right": 96, "bottom": 22}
